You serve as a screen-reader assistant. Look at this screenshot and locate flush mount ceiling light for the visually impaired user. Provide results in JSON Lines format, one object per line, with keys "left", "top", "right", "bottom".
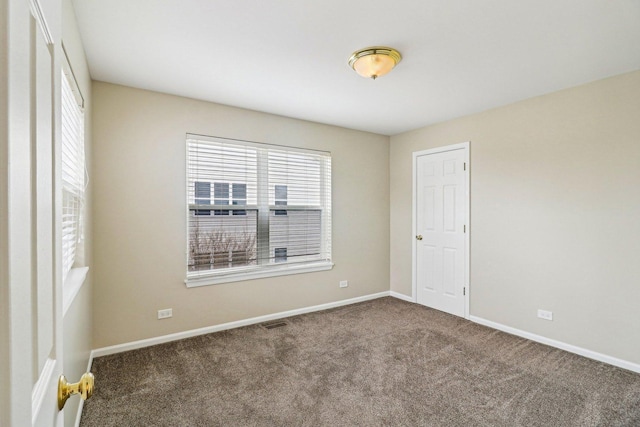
{"left": 348, "top": 46, "right": 402, "bottom": 80}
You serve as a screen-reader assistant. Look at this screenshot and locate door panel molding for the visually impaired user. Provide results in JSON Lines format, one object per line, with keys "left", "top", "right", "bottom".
{"left": 31, "top": 358, "right": 57, "bottom": 425}
{"left": 412, "top": 142, "right": 470, "bottom": 318}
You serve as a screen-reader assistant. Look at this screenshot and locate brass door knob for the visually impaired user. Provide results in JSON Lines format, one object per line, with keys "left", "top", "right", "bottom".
{"left": 416, "top": 235, "right": 423, "bottom": 240}
{"left": 58, "top": 372, "right": 95, "bottom": 410}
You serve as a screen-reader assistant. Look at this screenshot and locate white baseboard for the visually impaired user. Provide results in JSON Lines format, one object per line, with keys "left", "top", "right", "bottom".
{"left": 89, "top": 294, "right": 640, "bottom": 374}
{"left": 390, "top": 291, "right": 415, "bottom": 303}
{"left": 92, "top": 292, "right": 391, "bottom": 358}
{"left": 470, "top": 315, "right": 640, "bottom": 374}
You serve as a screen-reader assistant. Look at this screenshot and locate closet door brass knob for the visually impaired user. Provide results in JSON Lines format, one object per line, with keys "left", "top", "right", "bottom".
{"left": 416, "top": 235, "right": 423, "bottom": 240}
{"left": 58, "top": 372, "right": 95, "bottom": 410}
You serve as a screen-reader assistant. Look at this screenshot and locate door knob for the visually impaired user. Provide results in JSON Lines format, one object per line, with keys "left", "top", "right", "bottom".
{"left": 58, "top": 372, "right": 95, "bottom": 410}
{"left": 416, "top": 235, "right": 423, "bottom": 240}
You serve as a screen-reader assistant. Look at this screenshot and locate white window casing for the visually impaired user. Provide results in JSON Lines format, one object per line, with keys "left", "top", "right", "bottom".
{"left": 185, "top": 134, "right": 332, "bottom": 287}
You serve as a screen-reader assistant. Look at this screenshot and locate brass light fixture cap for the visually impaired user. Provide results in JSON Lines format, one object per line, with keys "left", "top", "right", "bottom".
{"left": 348, "top": 46, "right": 402, "bottom": 80}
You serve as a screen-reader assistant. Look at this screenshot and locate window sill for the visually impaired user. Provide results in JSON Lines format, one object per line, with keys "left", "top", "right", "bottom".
{"left": 185, "top": 261, "right": 334, "bottom": 288}
{"left": 63, "top": 266, "right": 89, "bottom": 316}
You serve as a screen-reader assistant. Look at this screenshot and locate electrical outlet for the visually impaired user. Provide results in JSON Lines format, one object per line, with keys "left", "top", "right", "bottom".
{"left": 339, "top": 280, "right": 348, "bottom": 288}
{"left": 158, "top": 308, "right": 173, "bottom": 319}
{"left": 537, "top": 309, "right": 553, "bottom": 321}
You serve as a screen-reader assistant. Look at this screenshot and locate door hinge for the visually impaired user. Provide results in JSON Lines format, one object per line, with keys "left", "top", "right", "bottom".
{"left": 464, "top": 162, "right": 466, "bottom": 171}
{"left": 463, "top": 287, "right": 466, "bottom": 296}
{"left": 463, "top": 224, "right": 466, "bottom": 233}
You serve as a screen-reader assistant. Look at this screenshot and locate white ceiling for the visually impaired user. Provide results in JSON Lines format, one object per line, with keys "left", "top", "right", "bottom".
{"left": 72, "top": 0, "right": 640, "bottom": 136}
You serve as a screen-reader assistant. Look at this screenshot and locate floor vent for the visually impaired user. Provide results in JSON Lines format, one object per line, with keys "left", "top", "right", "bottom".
{"left": 261, "top": 320, "right": 288, "bottom": 330}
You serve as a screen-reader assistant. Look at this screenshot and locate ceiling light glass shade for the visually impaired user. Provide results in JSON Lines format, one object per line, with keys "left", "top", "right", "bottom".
{"left": 348, "top": 46, "right": 402, "bottom": 80}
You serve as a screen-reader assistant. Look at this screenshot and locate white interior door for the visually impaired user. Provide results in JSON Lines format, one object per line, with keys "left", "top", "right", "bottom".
{"left": 414, "top": 144, "right": 469, "bottom": 317}
{"left": 32, "top": 8, "right": 63, "bottom": 425}
{"left": 2, "top": 0, "right": 64, "bottom": 426}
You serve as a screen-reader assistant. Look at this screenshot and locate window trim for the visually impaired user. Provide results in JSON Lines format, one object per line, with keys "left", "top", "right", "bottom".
{"left": 185, "top": 260, "right": 333, "bottom": 287}
{"left": 62, "top": 266, "right": 89, "bottom": 315}
{"left": 61, "top": 49, "right": 87, "bottom": 302}
{"left": 185, "top": 134, "right": 333, "bottom": 286}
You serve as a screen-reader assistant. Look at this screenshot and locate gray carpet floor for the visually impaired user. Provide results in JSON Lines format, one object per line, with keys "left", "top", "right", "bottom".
{"left": 80, "top": 297, "right": 640, "bottom": 426}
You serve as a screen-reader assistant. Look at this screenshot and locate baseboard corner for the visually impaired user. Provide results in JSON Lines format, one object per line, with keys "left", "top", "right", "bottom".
{"left": 390, "top": 291, "right": 415, "bottom": 303}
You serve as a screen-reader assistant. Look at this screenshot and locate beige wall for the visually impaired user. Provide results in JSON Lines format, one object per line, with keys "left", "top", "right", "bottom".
{"left": 91, "top": 68, "right": 639, "bottom": 366}
{"left": 390, "top": 70, "right": 640, "bottom": 364}
{"left": 62, "top": 1, "right": 93, "bottom": 425}
{"left": 91, "top": 82, "right": 390, "bottom": 348}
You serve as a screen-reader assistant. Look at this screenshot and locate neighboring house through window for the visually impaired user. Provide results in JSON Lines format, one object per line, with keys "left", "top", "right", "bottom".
{"left": 274, "top": 248, "right": 287, "bottom": 263}
{"left": 212, "top": 182, "right": 247, "bottom": 215}
{"left": 232, "top": 183, "right": 247, "bottom": 215}
{"left": 213, "top": 182, "right": 229, "bottom": 215}
{"left": 186, "top": 134, "right": 332, "bottom": 286}
{"left": 274, "top": 184, "right": 287, "bottom": 216}
{"left": 194, "top": 181, "right": 211, "bottom": 215}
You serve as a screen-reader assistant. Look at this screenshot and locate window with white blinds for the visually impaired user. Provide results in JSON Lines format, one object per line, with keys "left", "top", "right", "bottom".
{"left": 186, "top": 134, "right": 332, "bottom": 285}
{"left": 61, "top": 69, "right": 85, "bottom": 282}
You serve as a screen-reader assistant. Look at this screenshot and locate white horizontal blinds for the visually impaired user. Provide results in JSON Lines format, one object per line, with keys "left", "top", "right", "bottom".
{"left": 61, "top": 71, "right": 85, "bottom": 281}
{"left": 187, "top": 138, "right": 258, "bottom": 274}
{"left": 186, "top": 134, "right": 331, "bottom": 276}
{"left": 267, "top": 149, "right": 330, "bottom": 264}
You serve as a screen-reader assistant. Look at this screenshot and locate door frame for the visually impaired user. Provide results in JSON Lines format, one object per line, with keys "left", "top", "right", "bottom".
{"left": 1, "top": 1, "right": 39, "bottom": 425}
{"left": 412, "top": 141, "right": 470, "bottom": 319}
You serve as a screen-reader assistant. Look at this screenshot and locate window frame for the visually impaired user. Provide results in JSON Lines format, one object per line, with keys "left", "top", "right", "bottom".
{"left": 185, "top": 134, "right": 333, "bottom": 287}
{"left": 274, "top": 247, "right": 288, "bottom": 263}
{"left": 274, "top": 184, "right": 287, "bottom": 216}
{"left": 60, "top": 50, "right": 89, "bottom": 314}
